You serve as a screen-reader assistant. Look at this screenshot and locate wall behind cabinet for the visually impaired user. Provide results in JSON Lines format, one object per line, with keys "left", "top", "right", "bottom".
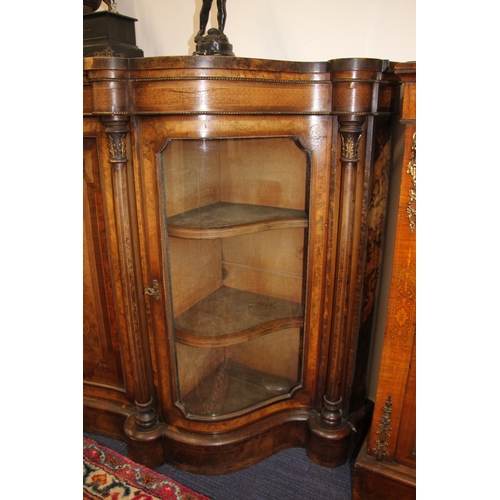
{"left": 98, "top": 0, "right": 416, "bottom": 62}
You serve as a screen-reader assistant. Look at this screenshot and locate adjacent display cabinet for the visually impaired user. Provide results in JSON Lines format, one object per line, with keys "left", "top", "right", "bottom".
{"left": 83, "top": 55, "right": 401, "bottom": 473}
{"left": 352, "top": 62, "right": 416, "bottom": 499}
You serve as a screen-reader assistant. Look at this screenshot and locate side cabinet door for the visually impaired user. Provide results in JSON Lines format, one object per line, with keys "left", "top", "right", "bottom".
{"left": 83, "top": 119, "right": 134, "bottom": 435}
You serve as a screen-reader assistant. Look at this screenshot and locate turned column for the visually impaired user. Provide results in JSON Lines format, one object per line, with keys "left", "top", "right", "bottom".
{"left": 101, "top": 114, "right": 158, "bottom": 432}
{"left": 307, "top": 114, "right": 366, "bottom": 467}
{"left": 321, "top": 113, "right": 365, "bottom": 427}
{"left": 307, "top": 58, "right": 400, "bottom": 467}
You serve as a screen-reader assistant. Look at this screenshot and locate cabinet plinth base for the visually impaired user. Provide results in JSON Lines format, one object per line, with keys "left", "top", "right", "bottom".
{"left": 83, "top": 398, "right": 134, "bottom": 442}
{"left": 124, "top": 415, "right": 165, "bottom": 469}
{"left": 162, "top": 410, "right": 309, "bottom": 475}
{"left": 84, "top": 402, "right": 376, "bottom": 474}
{"left": 306, "top": 399, "right": 374, "bottom": 468}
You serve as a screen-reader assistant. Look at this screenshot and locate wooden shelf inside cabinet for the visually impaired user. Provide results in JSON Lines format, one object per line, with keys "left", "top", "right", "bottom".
{"left": 167, "top": 202, "right": 308, "bottom": 239}
{"left": 181, "top": 359, "right": 296, "bottom": 418}
{"left": 175, "top": 286, "right": 303, "bottom": 347}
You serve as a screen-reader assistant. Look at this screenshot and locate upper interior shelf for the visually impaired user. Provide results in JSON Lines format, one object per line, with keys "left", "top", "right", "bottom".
{"left": 167, "top": 202, "right": 308, "bottom": 239}
{"left": 175, "top": 287, "right": 303, "bottom": 348}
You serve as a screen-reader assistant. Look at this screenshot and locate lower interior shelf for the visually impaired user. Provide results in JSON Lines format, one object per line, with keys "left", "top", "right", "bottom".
{"left": 180, "top": 359, "right": 297, "bottom": 418}
{"left": 174, "top": 286, "right": 304, "bottom": 347}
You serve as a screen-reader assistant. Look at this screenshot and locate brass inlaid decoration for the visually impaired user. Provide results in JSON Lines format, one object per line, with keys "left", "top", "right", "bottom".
{"left": 340, "top": 134, "right": 361, "bottom": 161}
{"left": 406, "top": 133, "right": 416, "bottom": 234}
{"left": 84, "top": 75, "right": 331, "bottom": 85}
{"left": 108, "top": 134, "right": 127, "bottom": 161}
{"left": 94, "top": 46, "right": 125, "bottom": 58}
{"left": 373, "top": 395, "right": 392, "bottom": 460}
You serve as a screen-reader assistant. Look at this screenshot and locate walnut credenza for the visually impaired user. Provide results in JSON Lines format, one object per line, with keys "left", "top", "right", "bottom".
{"left": 352, "top": 62, "right": 416, "bottom": 499}
{"left": 83, "top": 55, "right": 401, "bottom": 474}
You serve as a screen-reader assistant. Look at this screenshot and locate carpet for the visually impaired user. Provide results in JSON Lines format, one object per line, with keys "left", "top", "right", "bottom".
{"left": 83, "top": 437, "right": 212, "bottom": 500}
{"left": 85, "top": 433, "right": 354, "bottom": 499}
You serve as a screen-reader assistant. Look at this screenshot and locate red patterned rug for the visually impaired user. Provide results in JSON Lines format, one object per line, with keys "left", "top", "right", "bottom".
{"left": 83, "top": 437, "right": 212, "bottom": 500}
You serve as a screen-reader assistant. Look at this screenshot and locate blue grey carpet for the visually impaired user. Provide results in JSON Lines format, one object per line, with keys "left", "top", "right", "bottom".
{"left": 84, "top": 432, "right": 354, "bottom": 499}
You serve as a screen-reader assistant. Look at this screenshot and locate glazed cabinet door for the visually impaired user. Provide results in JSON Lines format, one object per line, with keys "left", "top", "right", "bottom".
{"left": 134, "top": 114, "right": 332, "bottom": 428}
{"left": 160, "top": 136, "right": 307, "bottom": 419}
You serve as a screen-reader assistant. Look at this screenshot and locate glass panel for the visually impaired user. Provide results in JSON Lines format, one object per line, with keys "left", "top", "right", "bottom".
{"left": 161, "top": 137, "right": 309, "bottom": 419}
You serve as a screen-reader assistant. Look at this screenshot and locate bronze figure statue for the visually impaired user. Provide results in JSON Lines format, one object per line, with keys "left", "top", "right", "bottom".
{"left": 193, "top": 0, "right": 234, "bottom": 56}
{"left": 195, "top": 0, "right": 227, "bottom": 42}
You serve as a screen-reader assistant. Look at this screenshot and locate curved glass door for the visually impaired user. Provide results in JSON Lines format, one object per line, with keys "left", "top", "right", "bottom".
{"left": 160, "top": 137, "right": 310, "bottom": 419}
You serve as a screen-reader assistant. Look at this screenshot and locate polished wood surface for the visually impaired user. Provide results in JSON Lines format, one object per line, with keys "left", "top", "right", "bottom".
{"left": 83, "top": 134, "right": 124, "bottom": 390}
{"left": 352, "top": 61, "right": 416, "bottom": 499}
{"left": 83, "top": 55, "right": 401, "bottom": 473}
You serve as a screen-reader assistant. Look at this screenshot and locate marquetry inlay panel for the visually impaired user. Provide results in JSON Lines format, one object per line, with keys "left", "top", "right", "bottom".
{"left": 396, "top": 336, "right": 416, "bottom": 468}
{"left": 387, "top": 246, "right": 416, "bottom": 351}
{"left": 350, "top": 118, "right": 393, "bottom": 410}
{"left": 83, "top": 136, "right": 124, "bottom": 388}
{"left": 130, "top": 80, "right": 331, "bottom": 115}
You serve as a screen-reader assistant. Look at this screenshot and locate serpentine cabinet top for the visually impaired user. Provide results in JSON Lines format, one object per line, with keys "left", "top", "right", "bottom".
{"left": 83, "top": 56, "right": 400, "bottom": 116}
